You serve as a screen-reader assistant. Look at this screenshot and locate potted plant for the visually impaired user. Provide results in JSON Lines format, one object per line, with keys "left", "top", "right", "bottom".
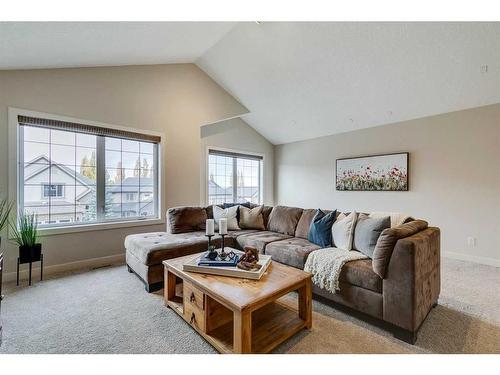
{"left": 10, "top": 212, "right": 41, "bottom": 263}
{"left": 0, "top": 198, "right": 14, "bottom": 251}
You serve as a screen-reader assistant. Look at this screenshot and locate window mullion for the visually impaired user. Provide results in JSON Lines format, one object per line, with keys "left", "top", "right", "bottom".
{"left": 96, "top": 136, "right": 105, "bottom": 221}
{"left": 232, "top": 157, "right": 237, "bottom": 202}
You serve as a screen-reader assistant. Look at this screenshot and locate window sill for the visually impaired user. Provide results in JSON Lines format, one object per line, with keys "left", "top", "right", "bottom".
{"left": 37, "top": 218, "right": 165, "bottom": 237}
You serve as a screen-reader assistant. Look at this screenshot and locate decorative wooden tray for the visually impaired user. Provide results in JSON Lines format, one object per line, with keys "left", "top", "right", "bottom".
{"left": 182, "top": 247, "right": 272, "bottom": 280}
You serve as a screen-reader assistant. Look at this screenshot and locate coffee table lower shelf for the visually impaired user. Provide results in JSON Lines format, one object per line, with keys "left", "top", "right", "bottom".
{"left": 205, "top": 301, "right": 306, "bottom": 354}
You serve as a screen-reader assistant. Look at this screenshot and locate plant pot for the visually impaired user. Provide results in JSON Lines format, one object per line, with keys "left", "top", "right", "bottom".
{"left": 19, "top": 243, "right": 42, "bottom": 263}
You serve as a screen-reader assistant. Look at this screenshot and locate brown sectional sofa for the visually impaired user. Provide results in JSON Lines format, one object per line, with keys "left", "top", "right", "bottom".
{"left": 125, "top": 204, "right": 440, "bottom": 344}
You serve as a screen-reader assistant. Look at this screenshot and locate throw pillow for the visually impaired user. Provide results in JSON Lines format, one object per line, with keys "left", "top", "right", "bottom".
{"left": 212, "top": 205, "right": 240, "bottom": 231}
{"left": 239, "top": 205, "right": 265, "bottom": 230}
{"left": 352, "top": 214, "right": 390, "bottom": 258}
{"left": 331, "top": 211, "right": 358, "bottom": 250}
{"left": 307, "top": 209, "right": 337, "bottom": 248}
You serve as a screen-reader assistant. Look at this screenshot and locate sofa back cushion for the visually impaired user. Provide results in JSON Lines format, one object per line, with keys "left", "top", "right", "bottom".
{"left": 295, "top": 209, "right": 318, "bottom": 239}
{"left": 267, "top": 205, "right": 304, "bottom": 236}
{"left": 353, "top": 214, "right": 391, "bottom": 258}
{"left": 168, "top": 206, "right": 207, "bottom": 234}
{"left": 239, "top": 205, "right": 265, "bottom": 230}
{"left": 307, "top": 209, "right": 337, "bottom": 247}
{"left": 261, "top": 206, "right": 273, "bottom": 228}
{"left": 372, "top": 219, "right": 428, "bottom": 278}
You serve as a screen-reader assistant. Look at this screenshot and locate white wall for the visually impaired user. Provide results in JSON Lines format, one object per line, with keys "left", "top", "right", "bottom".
{"left": 274, "top": 104, "right": 500, "bottom": 266}
{"left": 0, "top": 64, "right": 248, "bottom": 275}
{"left": 200, "top": 117, "right": 274, "bottom": 205}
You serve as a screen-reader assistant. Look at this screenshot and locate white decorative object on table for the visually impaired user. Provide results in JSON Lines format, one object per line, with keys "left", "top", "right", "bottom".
{"left": 212, "top": 205, "right": 240, "bottom": 230}
{"left": 218, "top": 218, "right": 228, "bottom": 234}
{"left": 206, "top": 219, "right": 215, "bottom": 236}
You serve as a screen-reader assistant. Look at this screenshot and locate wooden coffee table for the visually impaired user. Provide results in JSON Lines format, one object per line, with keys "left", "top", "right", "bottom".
{"left": 163, "top": 253, "right": 312, "bottom": 354}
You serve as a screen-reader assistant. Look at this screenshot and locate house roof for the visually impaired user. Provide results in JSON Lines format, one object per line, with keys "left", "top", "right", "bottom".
{"left": 108, "top": 177, "right": 153, "bottom": 193}
{"left": 25, "top": 155, "right": 96, "bottom": 187}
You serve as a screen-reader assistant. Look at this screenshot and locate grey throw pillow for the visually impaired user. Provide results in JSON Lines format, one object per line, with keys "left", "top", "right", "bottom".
{"left": 353, "top": 214, "right": 391, "bottom": 258}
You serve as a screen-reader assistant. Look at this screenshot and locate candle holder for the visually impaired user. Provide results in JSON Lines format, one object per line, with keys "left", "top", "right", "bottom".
{"left": 219, "top": 234, "right": 227, "bottom": 260}
{"left": 205, "top": 234, "right": 217, "bottom": 260}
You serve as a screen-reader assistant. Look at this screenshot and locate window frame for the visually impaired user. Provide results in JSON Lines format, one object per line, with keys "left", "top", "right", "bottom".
{"left": 205, "top": 146, "right": 264, "bottom": 206}
{"left": 8, "top": 107, "right": 165, "bottom": 236}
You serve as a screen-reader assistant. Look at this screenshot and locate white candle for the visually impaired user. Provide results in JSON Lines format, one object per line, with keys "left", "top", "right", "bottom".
{"left": 219, "top": 218, "right": 228, "bottom": 235}
{"left": 206, "top": 219, "right": 215, "bottom": 236}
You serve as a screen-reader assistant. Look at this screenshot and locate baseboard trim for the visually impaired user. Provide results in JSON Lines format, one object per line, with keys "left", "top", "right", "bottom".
{"left": 442, "top": 251, "right": 500, "bottom": 267}
{"left": 2, "top": 253, "right": 126, "bottom": 282}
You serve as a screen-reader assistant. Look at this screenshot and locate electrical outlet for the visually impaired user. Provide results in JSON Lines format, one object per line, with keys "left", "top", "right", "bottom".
{"left": 480, "top": 65, "right": 488, "bottom": 74}
{"left": 467, "top": 237, "right": 477, "bottom": 247}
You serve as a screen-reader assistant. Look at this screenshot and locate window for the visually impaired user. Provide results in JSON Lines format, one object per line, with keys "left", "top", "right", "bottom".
{"left": 18, "top": 114, "right": 160, "bottom": 228}
{"left": 208, "top": 149, "right": 263, "bottom": 205}
{"left": 43, "top": 184, "right": 64, "bottom": 198}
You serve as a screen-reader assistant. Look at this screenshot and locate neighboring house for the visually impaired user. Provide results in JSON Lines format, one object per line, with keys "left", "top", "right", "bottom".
{"left": 208, "top": 179, "right": 259, "bottom": 205}
{"left": 107, "top": 177, "right": 154, "bottom": 218}
{"left": 23, "top": 156, "right": 154, "bottom": 224}
{"left": 23, "top": 155, "right": 95, "bottom": 224}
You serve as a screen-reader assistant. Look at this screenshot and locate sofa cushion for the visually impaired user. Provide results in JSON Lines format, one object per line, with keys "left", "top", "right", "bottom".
{"left": 239, "top": 205, "right": 265, "bottom": 230}
{"left": 227, "top": 229, "right": 260, "bottom": 238}
{"left": 236, "top": 231, "right": 292, "bottom": 253}
{"left": 339, "top": 259, "right": 382, "bottom": 293}
{"left": 332, "top": 211, "right": 358, "bottom": 250}
{"left": 294, "top": 209, "right": 317, "bottom": 239}
{"left": 267, "top": 205, "right": 304, "bottom": 236}
{"left": 265, "top": 238, "right": 321, "bottom": 269}
{"left": 308, "top": 209, "right": 337, "bottom": 247}
{"left": 213, "top": 205, "right": 240, "bottom": 230}
{"left": 125, "top": 231, "right": 209, "bottom": 266}
{"left": 353, "top": 214, "right": 391, "bottom": 258}
{"left": 168, "top": 207, "right": 207, "bottom": 234}
{"left": 372, "top": 219, "right": 428, "bottom": 278}
{"left": 262, "top": 205, "right": 273, "bottom": 228}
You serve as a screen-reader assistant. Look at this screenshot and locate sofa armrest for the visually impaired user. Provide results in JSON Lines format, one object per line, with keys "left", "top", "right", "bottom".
{"left": 382, "top": 227, "right": 440, "bottom": 331}
{"left": 167, "top": 206, "right": 207, "bottom": 234}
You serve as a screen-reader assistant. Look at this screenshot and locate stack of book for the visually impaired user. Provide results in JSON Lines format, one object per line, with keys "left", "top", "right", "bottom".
{"left": 197, "top": 253, "right": 240, "bottom": 267}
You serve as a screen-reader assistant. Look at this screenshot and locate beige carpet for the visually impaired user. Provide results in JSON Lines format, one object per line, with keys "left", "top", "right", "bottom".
{"left": 1, "top": 257, "right": 499, "bottom": 354}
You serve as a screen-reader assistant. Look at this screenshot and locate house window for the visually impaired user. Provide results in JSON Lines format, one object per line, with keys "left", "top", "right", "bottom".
{"left": 208, "top": 149, "right": 263, "bottom": 205}
{"left": 43, "top": 184, "right": 64, "bottom": 198}
{"left": 18, "top": 114, "right": 160, "bottom": 228}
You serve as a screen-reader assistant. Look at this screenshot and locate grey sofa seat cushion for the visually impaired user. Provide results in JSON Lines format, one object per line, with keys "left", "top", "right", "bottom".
{"left": 339, "top": 259, "right": 382, "bottom": 293}
{"left": 125, "top": 231, "right": 212, "bottom": 266}
{"left": 236, "top": 231, "right": 292, "bottom": 253}
{"left": 265, "top": 238, "right": 321, "bottom": 269}
{"left": 353, "top": 214, "right": 391, "bottom": 258}
{"left": 227, "top": 229, "right": 260, "bottom": 238}
{"left": 267, "top": 205, "right": 304, "bottom": 236}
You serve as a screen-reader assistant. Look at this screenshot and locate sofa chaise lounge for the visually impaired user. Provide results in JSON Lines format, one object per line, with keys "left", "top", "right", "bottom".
{"left": 125, "top": 205, "right": 440, "bottom": 343}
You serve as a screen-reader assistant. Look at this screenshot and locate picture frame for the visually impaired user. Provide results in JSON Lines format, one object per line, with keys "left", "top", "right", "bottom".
{"left": 336, "top": 152, "right": 409, "bottom": 191}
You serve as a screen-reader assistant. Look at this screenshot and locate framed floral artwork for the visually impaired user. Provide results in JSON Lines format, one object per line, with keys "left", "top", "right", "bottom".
{"left": 336, "top": 152, "right": 409, "bottom": 191}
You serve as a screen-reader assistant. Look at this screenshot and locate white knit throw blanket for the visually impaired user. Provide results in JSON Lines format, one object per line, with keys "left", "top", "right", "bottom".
{"left": 304, "top": 248, "right": 368, "bottom": 294}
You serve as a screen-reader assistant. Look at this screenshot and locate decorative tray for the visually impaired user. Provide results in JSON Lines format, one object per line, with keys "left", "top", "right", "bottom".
{"left": 183, "top": 247, "right": 272, "bottom": 280}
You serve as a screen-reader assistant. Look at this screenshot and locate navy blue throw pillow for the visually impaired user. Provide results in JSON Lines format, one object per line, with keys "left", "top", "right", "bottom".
{"left": 308, "top": 209, "right": 337, "bottom": 248}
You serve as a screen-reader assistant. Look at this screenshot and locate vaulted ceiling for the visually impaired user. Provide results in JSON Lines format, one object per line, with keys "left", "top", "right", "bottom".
{"left": 0, "top": 22, "right": 236, "bottom": 69}
{"left": 197, "top": 22, "right": 500, "bottom": 144}
{"left": 1, "top": 22, "right": 499, "bottom": 144}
